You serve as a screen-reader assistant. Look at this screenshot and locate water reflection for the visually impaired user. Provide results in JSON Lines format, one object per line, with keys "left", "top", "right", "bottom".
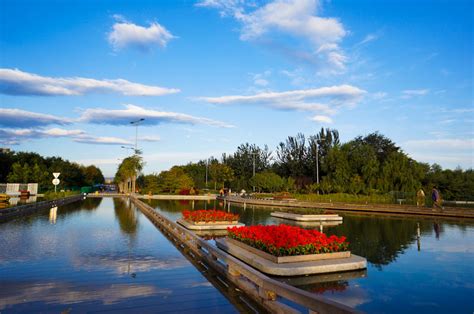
{"left": 147, "top": 200, "right": 474, "bottom": 268}
{"left": 49, "top": 207, "right": 57, "bottom": 224}
{"left": 0, "top": 281, "right": 168, "bottom": 309}
{"left": 148, "top": 200, "right": 474, "bottom": 313}
{"left": 73, "top": 253, "right": 189, "bottom": 275}
{"left": 80, "top": 197, "right": 102, "bottom": 211}
{"left": 113, "top": 198, "right": 139, "bottom": 236}
{"left": 0, "top": 198, "right": 239, "bottom": 312}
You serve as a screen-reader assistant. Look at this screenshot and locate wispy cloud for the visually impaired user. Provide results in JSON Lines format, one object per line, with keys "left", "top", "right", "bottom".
{"left": 197, "top": 0, "right": 348, "bottom": 73}
{"left": 197, "top": 84, "right": 366, "bottom": 115}
{"left": 252, "top": 70, "right": 271, "bottom": 87}
{"left": 401, "top": 89, "right": 429, "bottom": 98}
{"left": 108, "top": 16, "right": 175, "bottom": 52}
{"left": 403, "top": 139, "right": 474, "bottom": 169}
{"left": 0, "top": 127, "right": 134, "bottom": 146}
{"left": 0, "top": 68, "right": 180, "bottom": 96}
{"left": 0, "top": 128, "right": 84, "bottom": 145}
{"left": 356, "top": 33, "right": 379, "bottom": 46}
{"left": 311, "top": 115, "right": 333, "bottom": 124}
{"left": 404, "top": 139, "right": 474, "bottom": 150}
{"left": 371, "top": 92, "right": 387, "bottom": 100}
{"left": 0, "top": 108, "right": 72, "bottom": 128}
{"left": 73, "top": 135, "right": 133, "bottom": 145}
{"left": 139, "top": 135, "right": 161, "bottom": 142}
{"left": 79, "top": 104, "right": 234, "bottom": 128}
{"left": 441, "top": 107, "right": 474, "bottom": 114}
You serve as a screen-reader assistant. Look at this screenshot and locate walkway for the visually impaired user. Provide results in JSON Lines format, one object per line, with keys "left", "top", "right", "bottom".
{"left": 221, "top": 196, "right": 474, "bottom": 219}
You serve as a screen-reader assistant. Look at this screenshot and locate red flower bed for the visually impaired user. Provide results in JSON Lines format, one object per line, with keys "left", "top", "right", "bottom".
{"left": 227, "top": 224, "right": 349, "bottom": 257}
{"left": 182, "top": 210, "right": 239, "bottom": 223}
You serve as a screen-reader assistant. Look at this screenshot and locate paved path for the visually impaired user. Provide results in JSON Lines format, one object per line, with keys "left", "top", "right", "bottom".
{"left": 221, "top": 196, "right": 474, "bottom": 219}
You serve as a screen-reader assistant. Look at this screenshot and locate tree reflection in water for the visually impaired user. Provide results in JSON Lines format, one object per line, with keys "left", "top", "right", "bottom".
{"left": 147, "top": 200, "right": 469, "bottom": 269}
{"left": 80, "top": 197, "right": 103, "bottom": 211}
{"left": 113, "top": 198, "right": 139, "bottom": 236}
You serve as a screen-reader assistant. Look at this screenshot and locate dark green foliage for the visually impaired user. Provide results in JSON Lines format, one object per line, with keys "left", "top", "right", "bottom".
{"left": 1, "top": 150, "right": 105, "bottom": 191}
{"left": 171, "top": 131, "right": 472, "bottom": 201}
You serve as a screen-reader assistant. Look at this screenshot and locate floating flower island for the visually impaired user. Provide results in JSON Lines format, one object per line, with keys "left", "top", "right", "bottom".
{"left": 177, "top": 210, "right": 245, "bottom": 231}
{"left": 270, "top": 209, "right": 342, "bottom": 222}
{"left": 216, "top": 224, "right": 366, "bottom": 276}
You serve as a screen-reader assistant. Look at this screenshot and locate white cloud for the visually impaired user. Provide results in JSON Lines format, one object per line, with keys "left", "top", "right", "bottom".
{"left": 108, "top": 18, "right": 175, "bottom": 51}
{"left": 401, "top": 89, "right": 430, "bottom": 98}
{"left": 139, "top": 135, "right": 161, "bottom": 142}
{"left": 357, "top": 33, "right": 378, "bottom": 46}
{"left": 79, "top": 104, "right": 234, "bottom": 128}
{"left": 41, "top": 128, "right": 85, "bottom": 137}
{"left": 311, "top": 115, "right": 333, "bottom": 124}
{"left": 0, "top": 128, "right": 85, "bottom": 145}
{"left": 73, "top": 135, "right": 133, "bottom": 145}
{"left": 0, "top": 127, "right": 133, "bottom": 146}
{"left": 252, "top": 70, "right": 271, "bottom": 87}
{"left": 197, "top": 0, "right": 348, "bottom": 73}
{"left": 0, "top": 108, "right": 72, "bottom": 128}
{"left": 0, "top": 68, "right": 180, "bottom": 96}
{"left": 403, "top": 138, "right": 474, "bottom": 169}
{"left": 443, "top": 107, "right": 474, "bottom": 114}
{"left": 404, "top": 139, "right": 474, "bottom": 150}
{"left": 198, "top": 84, "right": 365, "bottom": 115}
{"left": 371, "top": 92, "right": 387, "bottom": 100}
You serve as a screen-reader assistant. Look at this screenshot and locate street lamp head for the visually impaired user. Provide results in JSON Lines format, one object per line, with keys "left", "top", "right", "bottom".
{"left": 130, "top": 118, "right": 145, "bottom": 125}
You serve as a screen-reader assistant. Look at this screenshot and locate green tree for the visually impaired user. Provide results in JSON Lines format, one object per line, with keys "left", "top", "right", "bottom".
{"left": 325, "top": 147, "right": 351, "bottom": 193}
{"left": 223, "top": 143, "right": 272, "bottom": 190}
{"left": 157, "top": 166, "right": 194, "bottom": 193}
{"left": 7, "top": 162, "right": 30, "bottom": 183}
{"left": 250, "top": 171, "right": 285, "bottom": 192}
{"left": 83, "top": 165, "right": 105, "bottom": 186}
{"left": 209, "top": 162, "right": 234, "bottom": 189}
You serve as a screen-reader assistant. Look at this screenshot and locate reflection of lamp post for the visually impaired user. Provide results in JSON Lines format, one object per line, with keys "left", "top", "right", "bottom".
{"left": 130, "top": 118, "right": 145, "bottom": 154}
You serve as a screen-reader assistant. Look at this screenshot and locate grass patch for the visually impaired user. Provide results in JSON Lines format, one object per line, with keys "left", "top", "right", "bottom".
{"left": 293, "top": 193, "right": 393, "bottom": 204}
{"left": 43, "top": 190, "right": 80, "bottom": 201}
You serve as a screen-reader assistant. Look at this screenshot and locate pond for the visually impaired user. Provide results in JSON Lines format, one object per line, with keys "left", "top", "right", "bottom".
{"left": 145, "top": 199, "right": 474, "bottom": 314}
{"left": 0, "top": 197, "right": 248, "bottom": 313}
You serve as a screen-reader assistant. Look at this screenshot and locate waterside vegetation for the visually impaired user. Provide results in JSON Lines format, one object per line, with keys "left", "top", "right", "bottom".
{"left": 136, "top": 129, "right": 473, "bottom": 202}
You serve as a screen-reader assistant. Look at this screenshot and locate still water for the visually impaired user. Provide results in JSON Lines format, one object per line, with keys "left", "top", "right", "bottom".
{"left": 0, "top": 198, "right": 240, "bottom": 313}
{"left": 146, "top": 199, "right": 474, "bottom": 314}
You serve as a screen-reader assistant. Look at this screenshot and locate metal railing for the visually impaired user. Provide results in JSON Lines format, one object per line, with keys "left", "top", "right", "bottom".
{"left": 131, "top": 196, "right": 359, "bottom": 314}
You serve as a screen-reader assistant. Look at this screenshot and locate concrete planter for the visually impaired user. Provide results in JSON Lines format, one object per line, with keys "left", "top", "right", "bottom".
{"left": 224, "top": 237, "right": 350, "bottom": 264}
{"left": 270, "top": 211, "right": 342, "bottom": 222}
{"left": 177, "top": 219, "right": 244, "bottom": 231}
{"left": 216, "top": 237, "right": 366, "bottom": 276}
{"left": 188, "top": 220, "right": 239, "bottom": 225}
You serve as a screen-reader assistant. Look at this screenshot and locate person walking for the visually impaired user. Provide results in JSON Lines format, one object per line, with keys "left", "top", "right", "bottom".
{"left": 416, "top": 188, "right": 426, "bottom": 207}
{"left": 431, "top": 187, "right": 443, "bottom": 211}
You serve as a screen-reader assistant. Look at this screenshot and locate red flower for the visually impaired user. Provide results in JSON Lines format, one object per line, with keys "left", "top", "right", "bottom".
{"left": 227, "top": 224, "right": 349, "bottom": 257}
{"left": 182, "top": 209, "right": 239, "bottom": 223}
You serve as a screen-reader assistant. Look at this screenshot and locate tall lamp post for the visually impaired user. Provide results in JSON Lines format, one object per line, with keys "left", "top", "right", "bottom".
{"left": 251, "top": 152, "right": 258, "bottom": 192}
{"left": 205, "top": 158, "right": 209, "bottom": 189}
{"left": 315, "top": 139, "right": 326, "bottom": 186}
{"left": 130, "top": 118, "right": 145, "bottom": 154}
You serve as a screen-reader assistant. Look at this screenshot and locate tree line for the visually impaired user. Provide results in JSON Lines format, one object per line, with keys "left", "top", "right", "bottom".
{"left": 0, "top": 151, "right": 105, "bottom": 191}
{"left": 136, "top": 129, "right": 473, "bottom": 201}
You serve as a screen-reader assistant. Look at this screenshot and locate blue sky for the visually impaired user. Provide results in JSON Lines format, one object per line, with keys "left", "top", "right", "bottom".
{"left": 0, "top": 0, "right": 472, "bottom": 177}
